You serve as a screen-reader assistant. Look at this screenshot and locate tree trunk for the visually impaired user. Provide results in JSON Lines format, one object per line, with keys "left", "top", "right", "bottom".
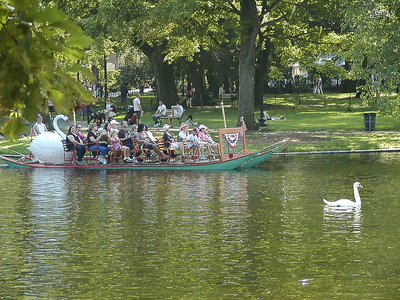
{"left": 139, "top": 42, "right": 179, "bottom": 107}
{"left": 190, "top": 51, "right": 209, "bottom": 107}
{"left": 237, "top": 0, "right": 260, "bottom": 129}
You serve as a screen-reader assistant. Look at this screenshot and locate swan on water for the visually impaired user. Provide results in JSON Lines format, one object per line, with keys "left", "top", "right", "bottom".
{"left": 27, "top": 114, "right": 70, "bottom": 164}
{"left": 322, "top": 182, "right": 363, "bottom": 207}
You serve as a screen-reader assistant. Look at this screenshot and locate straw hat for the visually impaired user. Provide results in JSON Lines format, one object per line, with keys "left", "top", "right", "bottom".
{"left": 179, "top": 123, "right": 189, "bottom": 130}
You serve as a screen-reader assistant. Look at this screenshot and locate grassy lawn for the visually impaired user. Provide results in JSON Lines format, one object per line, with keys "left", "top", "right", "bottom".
{"left": 1, "top": 92, "right": 400, "bottom": 155}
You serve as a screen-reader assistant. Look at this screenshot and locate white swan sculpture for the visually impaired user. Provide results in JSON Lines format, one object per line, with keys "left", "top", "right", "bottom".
{"left": 27, "top": 114, "right": 70, "bottom": 164}
{"left": 323, "top": 182, "right": 363, "bottom": 207}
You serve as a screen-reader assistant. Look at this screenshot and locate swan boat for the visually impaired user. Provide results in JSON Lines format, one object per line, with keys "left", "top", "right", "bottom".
{"left": 1, "top": 126, "right": 288, "bottom": 171}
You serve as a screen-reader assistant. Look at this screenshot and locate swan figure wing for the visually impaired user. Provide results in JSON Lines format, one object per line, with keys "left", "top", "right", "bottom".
{"left": 27, "top": 115, "right": 69, "bottom": 164}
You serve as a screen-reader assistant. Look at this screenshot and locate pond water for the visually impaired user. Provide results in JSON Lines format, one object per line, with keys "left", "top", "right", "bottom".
{"left": 1, "top": 153, "right": 400, "bottom": 299}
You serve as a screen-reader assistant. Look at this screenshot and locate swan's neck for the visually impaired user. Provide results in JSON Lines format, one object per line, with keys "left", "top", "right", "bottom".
{"left": 53, "top": 115, "right": 66, "bottom": 139}
{"left": 353, "top": 185, "right": 361, "bottom": 205}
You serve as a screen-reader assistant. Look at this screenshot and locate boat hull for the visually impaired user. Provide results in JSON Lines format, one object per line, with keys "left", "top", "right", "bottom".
{"left": 1, "top": 152, "right": 259, "bottom": 171}
{"left": 239, "top": 147, "right": 279, "bottom": 169}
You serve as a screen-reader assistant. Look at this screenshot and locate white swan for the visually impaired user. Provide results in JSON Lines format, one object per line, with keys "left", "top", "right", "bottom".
{"left": 27, "top": 114, "right": 70, "bottom": 164}
{"left": 323, "top": 182, "right": 363, "bottom": 207}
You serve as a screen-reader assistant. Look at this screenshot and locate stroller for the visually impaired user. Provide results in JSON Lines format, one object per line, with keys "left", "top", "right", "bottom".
{"left": 124, "top": 105, "right": 137, "bottom": 125}
{"left": 91, "top": 111, "right": 106, "bottom": 125}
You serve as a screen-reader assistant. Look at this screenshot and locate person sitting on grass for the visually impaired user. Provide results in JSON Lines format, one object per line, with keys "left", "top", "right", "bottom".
{"left": 184, "top": 114, "right": 198, "bottom": 126}
{"left": 263, "top": 112, "right": 285, "bottom": 120}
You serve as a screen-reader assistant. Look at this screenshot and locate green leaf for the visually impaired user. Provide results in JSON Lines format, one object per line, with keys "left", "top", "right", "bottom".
{"left": 63, "top": 47, "right": 84, "bottom": 61}
{"left": 1, "top": 118, "right": 26, "bottom": 143}
{"left": 50, "top": 20, "right": 83, "bottom": 35}
{"left": 65, "top": 34, "right": 94, "bottom": 49}
{"left": 33, "top": 6, "right": 66, "bottom": 24}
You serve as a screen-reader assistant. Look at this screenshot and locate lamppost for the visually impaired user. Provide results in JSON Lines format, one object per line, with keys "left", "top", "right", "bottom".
{"left": 103, "top": 54, "right": 108, "bottom": 108}
{"left": 257, "top": 50, "right": 267, "bottom": 127}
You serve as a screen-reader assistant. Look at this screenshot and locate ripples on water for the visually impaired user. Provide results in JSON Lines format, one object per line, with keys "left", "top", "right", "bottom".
{"left": 0, "top": 153, "right": 400, "bottom": 299}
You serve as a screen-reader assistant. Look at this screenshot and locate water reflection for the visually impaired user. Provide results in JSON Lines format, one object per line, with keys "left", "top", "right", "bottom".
{"left": 1, "top": 153, "right": 400, "bottom": 298}
{"left": 323, "top": 206, "right": 363, "bottom": 234}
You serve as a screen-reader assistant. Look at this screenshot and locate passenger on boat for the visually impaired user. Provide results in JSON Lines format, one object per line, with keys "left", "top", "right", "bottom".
{"left": 198, "top": 124, "right": 213, "bottom": 155}
{"left": 32, "top": 114, "right": 48, "bottom": 136}
{"left": 130, "top": 124, "right": 137, "bottom": 137}
{"left": 186, "top": 127, "right": 206, "bottom": 160}
{"left": 118, "top": 120, "right": 135, "bottom": 162}
{"left": 204, "top": 126, "right": 220, "bottom": 157}
{"left": 163, "top": 124, "right": 185, "bottom": 160}
{"left": 109, "top": 129, "right": 131, "bottom": 163}
{"left": 103, "top": 122, "right": 112, "bottom": 137}
{"left": 177, "top": 123, "right": 189, "bottom": 142}
{"left": 87, "top": 123, "right": 110, "bottom": 164}
{"left": 135, "top": 123, "right": 161, "bottom": 158}
{"left": 17, "top": 154, "right": 38, "bottom": 164}
{"left": 66, "top": 125, "right": 86, "bottom": 165}
{"left": 110, "top": 119, "right": 119, "bottom": 131}
{"left": 76, "top": 124, "right": 86, "bottom": 144}
{"left": 144, "top": 124, "right": 158, "bottom": 144}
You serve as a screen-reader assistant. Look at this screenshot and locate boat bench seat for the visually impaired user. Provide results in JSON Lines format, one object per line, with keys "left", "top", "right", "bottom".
{"left": 157, "top": 138, "right": 182, "bottom": 163}
{"left": 62, "top": 140, "right": 76, "bottom": 165}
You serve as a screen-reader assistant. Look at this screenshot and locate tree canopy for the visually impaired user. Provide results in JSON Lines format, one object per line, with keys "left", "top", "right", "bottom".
{"left": 0, "top": 0, "right": 94, "bottom": 141}
{"left": 3, "top": 0, "right": 399, "bottom": 139}
{"left": 341, "top": 0, "right": 400, "bottom": 117}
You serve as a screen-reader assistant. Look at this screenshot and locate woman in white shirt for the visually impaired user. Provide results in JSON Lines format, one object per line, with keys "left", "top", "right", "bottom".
{"left": 33, "top": 114, "right": 47, "bottom": 136}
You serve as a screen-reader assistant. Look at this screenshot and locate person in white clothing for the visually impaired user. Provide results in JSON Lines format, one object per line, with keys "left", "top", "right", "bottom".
{"left": 152, "top": 100, "right": 167, "bottom": 127}
{"left": 133, "top": 94, "right": 142, "bottom": 125}
{"left": 218, "top": 83, "right": 225, "bottom": 102}
{"left": 186, "top": 127, "right": 205, "bottom": 160}
{"left": 168, "top": 101, "right": 184, "bottom": 125}
{"left": 177, "top": 123, "right": 189, "bottom": 142}
{"left": 32, "top": 114, "right": 47, "bottom": 136}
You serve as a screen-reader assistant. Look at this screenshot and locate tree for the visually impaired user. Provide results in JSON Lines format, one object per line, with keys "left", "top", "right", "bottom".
{"left": 0, "top": 0, "right": 93, "bottom": 141}
{"left": 341, "top": 0, "right": 400, "bottom": 117}
{"left": 148, "top": 0, "right": 344, "bottom": 128}
{"left": 51, "top": 0, "right": 181, "bottom": 106}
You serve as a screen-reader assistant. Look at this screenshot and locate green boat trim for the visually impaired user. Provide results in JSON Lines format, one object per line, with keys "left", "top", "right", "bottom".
{"left": 1, "top": 152, "right": 259, "bottom": 171}
{"left": 239, "top": 147, "right": 279, "bottom": 169}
